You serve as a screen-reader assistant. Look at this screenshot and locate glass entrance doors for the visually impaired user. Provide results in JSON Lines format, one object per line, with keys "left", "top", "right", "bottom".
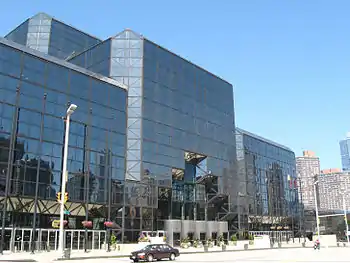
{"left": 3, "top": 228, "right": 107, "bottom": 252}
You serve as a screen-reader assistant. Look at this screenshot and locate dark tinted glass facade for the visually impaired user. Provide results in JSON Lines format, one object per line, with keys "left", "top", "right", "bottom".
{"left": 236, "top": 128, "right": 298, "bottom": 230}
{"left": 5, "top": 13, "right": 101, "bottom": 60}
{"left": 141, "top": 38, "right": 237, "bottom": 216}
{"left": 70, "top": 30, "right": 237, "bottom": 239}
{"left": 0, "top": 38, "right": 127, "bottom": 232}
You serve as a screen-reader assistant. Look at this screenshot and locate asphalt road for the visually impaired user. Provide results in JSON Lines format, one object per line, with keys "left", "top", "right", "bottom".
{"left": 1, "top": 247, "right": 349, "bottom": 263}
{"left": 71, "top": 247, "right": 350, "bottom": 263}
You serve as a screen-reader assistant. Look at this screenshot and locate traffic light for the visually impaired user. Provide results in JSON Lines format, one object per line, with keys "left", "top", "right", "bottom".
{"left": 56, "top": 192, "right": 61, "bottom": 203}
{"left": 56, "top": 192, "right": 69, "bottom": 204}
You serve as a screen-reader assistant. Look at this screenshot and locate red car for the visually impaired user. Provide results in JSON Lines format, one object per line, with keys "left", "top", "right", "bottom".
{"left": 130, "top": 244, "right": 180, "bottom": 262}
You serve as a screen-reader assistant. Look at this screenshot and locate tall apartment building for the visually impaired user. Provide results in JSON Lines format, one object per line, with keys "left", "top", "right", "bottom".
{"left": 319, "top": 171, "right": 350, "bottom": 211}
{"left": 340, "top": 133, "right": 350, "bottom": 171}
{"left": 296, "top": 151, "right": 320, "bottom": 209}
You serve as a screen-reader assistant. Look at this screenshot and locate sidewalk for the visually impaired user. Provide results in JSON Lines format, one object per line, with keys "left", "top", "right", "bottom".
{"left": 0, "top": 241, "right": 321, "bottom": 262}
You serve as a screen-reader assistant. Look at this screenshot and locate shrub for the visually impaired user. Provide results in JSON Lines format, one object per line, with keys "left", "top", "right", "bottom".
{"left": 111, "top": 234, "right": 117, "bottom": 245}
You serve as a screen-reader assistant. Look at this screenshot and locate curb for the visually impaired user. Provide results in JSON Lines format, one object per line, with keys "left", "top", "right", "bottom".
{"left": 0, "top": 260, "right": 37, "bottom": 262}
{"left": 52, "top": 245, "right": 322, "bottom": 261}
{"left": 5, "top": 245, "right": 343, "bottom": 262}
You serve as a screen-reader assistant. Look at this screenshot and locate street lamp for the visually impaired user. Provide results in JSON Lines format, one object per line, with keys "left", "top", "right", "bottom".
{"left": 58, "top": 104, "right": 77, "bottom": 257}
{"left": 313, "top": 180, "right": 320, "bottom": 242}
{"left": 287, "top": 175, "right": 295, "bottom": 243}
{"left": 297, "top": 174, "right": 305, "bottom": 243}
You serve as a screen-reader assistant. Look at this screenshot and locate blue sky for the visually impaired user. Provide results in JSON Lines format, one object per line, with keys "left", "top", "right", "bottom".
{"left": 0, "top": 0, "right": 348, "bottom": 169}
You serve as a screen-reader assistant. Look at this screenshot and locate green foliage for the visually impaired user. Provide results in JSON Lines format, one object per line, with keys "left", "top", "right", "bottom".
{"left": 231, "top": 235, "right": 237, "bottom": 241}
{"left": 110, "top": 234, "right": 117, "bottom": 245}
{"left": 193, "top": 238, "right": 200, "bottom": 248}
{"left": 181, "top": 236, "right": 189, "bottom": 243}
{"left": 248, "top": 234, "right": 254, "bottom": 241}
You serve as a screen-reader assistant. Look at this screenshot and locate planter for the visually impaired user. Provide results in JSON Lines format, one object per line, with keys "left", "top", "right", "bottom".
{"left": 180, "top": 243, "right": 190, "bottom": 249}
{"left": 229, "top": 241, "right": 237, "bottom": 246}
{"left": 82, "top": 221, "right": 93, "bottom": 228}
{"left": 193, "top": 241, "right": 202, "bottom": 248}
{"left": 52, "top": 219, "right": 68, "bottom": 228}
{"left": 244, "top": 244, "right": 248, "bottom": 250}
{"left": 104, "top": 221, "right": 117, "bottom": 228}
{"left": 278, "top": 242, "right": 282, "bottom": 248}
{"left": 222, "top": 244, "right": 226, "bottom": 251}
{"left": 138, "top": 241, "right": 151, "bottom": 245}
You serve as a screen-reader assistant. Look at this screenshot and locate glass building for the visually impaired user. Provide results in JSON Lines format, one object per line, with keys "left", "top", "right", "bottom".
{"left": 69, "top": 29, "right": 237, "bottom": 243}
{"left": 235, "top": 128, "right": 299, "bottom": 232}
{"left": 5, "top": 13, "right": 101, "bottom": 60}
{"left": 2, "top": 13, "right": 238, "bottom": 250}
{"left": 339, "top": 133, "right": 350, "bottom": 171}
{"left": 0, "top": 36, "right": 127, "bottom": 250}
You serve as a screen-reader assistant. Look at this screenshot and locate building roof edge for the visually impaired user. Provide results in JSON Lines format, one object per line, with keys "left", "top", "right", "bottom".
{"left": 236, "top": 127, "right": 294, "bottom": 152}
{"left": 0, "top": 37, "right": 128, "bottom": 91}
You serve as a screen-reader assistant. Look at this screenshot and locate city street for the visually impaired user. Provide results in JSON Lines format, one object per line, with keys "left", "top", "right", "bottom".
{"left": 48, "top": 247, "right": 350, "bottom": 263}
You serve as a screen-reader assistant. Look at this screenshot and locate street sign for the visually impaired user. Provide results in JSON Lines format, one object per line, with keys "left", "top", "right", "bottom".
{"left": 64, "top": 210, "right": 70, "bottom": 215}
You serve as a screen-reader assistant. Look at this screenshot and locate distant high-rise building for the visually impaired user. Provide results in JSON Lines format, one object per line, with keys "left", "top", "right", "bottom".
{"left": 296, "top": 151, "right": 320, "bottom": 209}
{"left": 340, "top": 133, "right": 350, "bottom": 171}
{"left": 319, "top": 171, "right": 350, "bottom": 211}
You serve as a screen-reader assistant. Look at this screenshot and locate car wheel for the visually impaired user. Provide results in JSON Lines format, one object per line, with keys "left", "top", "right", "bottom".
{"left": 147, "top": 254, "right": 154, "bottom": 262}
{"left": 133, "top": 260, "right": 139, "bottom": 263}
{"left": 169, "top": 253, "right": 176, "bottom": 261}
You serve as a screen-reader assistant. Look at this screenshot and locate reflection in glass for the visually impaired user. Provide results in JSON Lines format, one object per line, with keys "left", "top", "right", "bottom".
{"left": 0, "top": 41, "right": 127, "bottom": 234}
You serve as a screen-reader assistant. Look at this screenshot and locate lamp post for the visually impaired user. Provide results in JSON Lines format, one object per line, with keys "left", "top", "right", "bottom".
{"left": 297, "top": 174, "right": 304, "bottom": 243}
{"left": 237, "top": 192, "right": 245, "bottom": 237}
{"left": 58, "top": 104, "right": 77, "bottom": 257}
{"left": 287, "top": 175, "right": 295, "bottom": 242}
{"left": 313, "top": 180, "right": 320, "bottom": 241}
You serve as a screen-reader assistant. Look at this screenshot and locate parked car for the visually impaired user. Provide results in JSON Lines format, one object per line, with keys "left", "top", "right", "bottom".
{"left": 130, "top": 244, "right": 180, "bottom": 262}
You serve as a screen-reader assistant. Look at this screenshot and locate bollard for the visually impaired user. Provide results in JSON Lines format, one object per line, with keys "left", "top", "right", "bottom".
{"left": 64, "top": 248, "right": 71, "bottom": 259}
{"left": 278, "top": 243, "right": 282, "bottom": 248}
{"left": 244, "top": 244, "right": 248, "bottom": 250}
{"left": 222, "top": 244, "right": 226, "bottom": 251}
{"left": 204, "top": 245, "right": 208, "bottom": 252}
